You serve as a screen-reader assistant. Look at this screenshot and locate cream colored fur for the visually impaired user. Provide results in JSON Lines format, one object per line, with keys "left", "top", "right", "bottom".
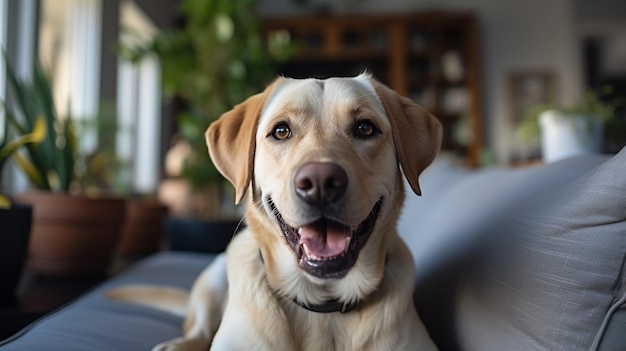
{"left": 109, "top": 74, "right": 441, "bottom": 351}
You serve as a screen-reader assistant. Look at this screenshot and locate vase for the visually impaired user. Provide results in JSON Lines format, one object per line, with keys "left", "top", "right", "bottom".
{"left": 17, "top": 192, "right": 125, "bottom": 277}
{"left": 539, "top": 110, "right": 604, "bottom": 163}
{"left": 116, "top": 199, "right": 169, "bottom": 257}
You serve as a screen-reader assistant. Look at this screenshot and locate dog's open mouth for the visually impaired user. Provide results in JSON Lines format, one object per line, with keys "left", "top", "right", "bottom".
{"left": 269, "top": 198, "right": 383, "bottom": 279}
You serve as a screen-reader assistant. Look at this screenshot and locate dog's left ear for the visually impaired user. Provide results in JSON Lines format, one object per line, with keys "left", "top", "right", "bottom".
{"left": 206, "top": 79, "right": 282, "bottom": 204}
{"left": 371, "top": 79, "right": 442, "bottom": 196}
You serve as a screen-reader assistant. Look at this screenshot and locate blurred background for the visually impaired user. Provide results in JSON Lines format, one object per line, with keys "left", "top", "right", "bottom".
{"left": 1, "top": 0, "right": 625, "bottom": 218}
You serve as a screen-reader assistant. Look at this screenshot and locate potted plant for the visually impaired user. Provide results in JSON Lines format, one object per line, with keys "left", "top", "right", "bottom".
{"left": 70, "top": 105, "right": 170, "bottom": 259}
{"left": 115, "top": 197, "right": 169, "bottom": 257}
{"left": 0, "top": 112, "right": 45, "bottom": 298}
{"left": 517, "top": 86, "right": 625, "bottom": 162}
{"left": 119, "top": 0, "right": 293, "bottom": 252}
{"left": 4, "top": 59, "right": 125, "bottom": 277}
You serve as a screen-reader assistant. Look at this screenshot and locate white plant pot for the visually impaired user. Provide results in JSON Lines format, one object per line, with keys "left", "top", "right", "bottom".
{"left": 539, "top": 110, "right": 604, "bottom": 163}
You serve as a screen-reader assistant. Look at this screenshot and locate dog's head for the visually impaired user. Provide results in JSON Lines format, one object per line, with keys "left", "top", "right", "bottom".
{"left": 207, "top": 74, "right": 441, "bottom": 298}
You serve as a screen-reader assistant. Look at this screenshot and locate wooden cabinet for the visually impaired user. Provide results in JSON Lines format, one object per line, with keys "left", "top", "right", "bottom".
{"left": 263, "top": 11, "right": 482, "bottom": 167}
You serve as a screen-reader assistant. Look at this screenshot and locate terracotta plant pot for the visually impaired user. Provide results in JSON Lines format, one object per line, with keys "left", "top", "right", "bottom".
{"left": 116, "top": 199, "right": 169, "bottom": 257}
{"left": 0, "top": 203, "right": 32, "bottom": 298}
{"left": 17, "top": 192, "right": 125, "bottom": 277}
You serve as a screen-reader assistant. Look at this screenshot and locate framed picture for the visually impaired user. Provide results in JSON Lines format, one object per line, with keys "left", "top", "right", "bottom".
{"left": 508, "top": 71, "right": 556, "bottom": 125}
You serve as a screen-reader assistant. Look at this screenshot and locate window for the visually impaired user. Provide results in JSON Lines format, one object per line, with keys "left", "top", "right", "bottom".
{"left": 39, "top": 0, "right": 102, "bottom": 153}
{"left": 0, "top": 0, "right": 7, "bottom": 129}
{"left": 38, "top": 0, "right": 163, "bottom": 194}
{"left": 3, "top": 0, "right": 38, "bottom": 193}
{"left": 5, "top": 0, "right": 163, "bottom": 194}
{"left": 117, "top": 0, "right": 162, "bottom": 194}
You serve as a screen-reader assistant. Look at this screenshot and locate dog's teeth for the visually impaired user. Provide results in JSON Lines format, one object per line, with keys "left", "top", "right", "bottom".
{"left": 302, "top": 244, "right": 323, "bottom": 260}
{"left": 302, "top": 244, "right": 313, "bottom": 257}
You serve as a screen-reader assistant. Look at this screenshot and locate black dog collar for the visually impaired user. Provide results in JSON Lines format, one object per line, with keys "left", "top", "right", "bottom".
{"left": 259, "top": 250, "right": 360, "bottom": 313}
{"left": 293, "top": 297, "right": 359, "bottom": 313}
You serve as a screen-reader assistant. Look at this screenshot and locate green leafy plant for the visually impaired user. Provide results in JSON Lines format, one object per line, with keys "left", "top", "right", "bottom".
{"left": 119, "top": 0, "right": 294, "bottom": 218}
{"left": 71, "top": 102, "right": 132, "bottom": 197}
{"left": 517, "top": 86, "right": 625, "bottom": 143}
{"left": 0, "top": 116, "right": 46, "bottom": 177}
{"left": 3, "top": 59, "right": 77, "bottom": 193}
{"left": 3, "top": 56, "right": 148, "bottom": 202}
{"left": 0, "top": 115, "right": 46, "bottom": 208}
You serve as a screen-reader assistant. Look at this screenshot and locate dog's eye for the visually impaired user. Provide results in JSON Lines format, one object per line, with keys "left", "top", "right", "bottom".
{"left": 354, "top": 120, "right": 379, "bottom": 139}
{"left": 270, "top": 123, "right": 292, "bottom": 141}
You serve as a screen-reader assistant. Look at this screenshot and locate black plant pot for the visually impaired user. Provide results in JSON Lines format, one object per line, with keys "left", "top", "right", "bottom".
{"left": 165, "top": 217, "right": 242, "bottom": 254}
{"left": 0, "top": 204, "right": 33, "bottom": 299}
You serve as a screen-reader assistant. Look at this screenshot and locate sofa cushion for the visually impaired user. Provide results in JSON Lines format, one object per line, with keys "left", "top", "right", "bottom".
{"left": 455, "top": 148, "right": 626, "bottom": 350}
{"left": 405, "top": 153, "right": 612, "bottom": 350}
{"left": 598, "top": 307, "right": 626, "bottom": 351}
{"left": 0, "top": 252, "right": 212, "bottom": 351}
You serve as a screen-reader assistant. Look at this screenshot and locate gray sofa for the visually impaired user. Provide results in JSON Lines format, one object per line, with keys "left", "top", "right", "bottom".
{"left": 1, "top": 147, "right": 625, "bottom": 350}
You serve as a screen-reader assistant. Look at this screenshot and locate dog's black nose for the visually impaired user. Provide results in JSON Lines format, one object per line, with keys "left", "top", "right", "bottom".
{"left": 294, "top": 162, "right": 348, "bottom": 206}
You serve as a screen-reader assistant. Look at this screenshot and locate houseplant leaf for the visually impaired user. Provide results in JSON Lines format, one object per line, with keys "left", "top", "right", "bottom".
{"left": 11, "top": 152, "right": 46, "bottom": 189}
{"left": 0, "top": 117, "right": 46, "bottom": 161}
{"left": 3, "top": 56, "right": 78, "bottom": 192}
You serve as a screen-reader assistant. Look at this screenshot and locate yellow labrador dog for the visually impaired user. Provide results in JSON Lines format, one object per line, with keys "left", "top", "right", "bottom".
{"left": 111, "top": 73, "right": 441, "bottom": 351}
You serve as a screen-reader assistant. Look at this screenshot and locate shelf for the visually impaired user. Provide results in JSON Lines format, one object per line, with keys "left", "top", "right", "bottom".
{"left": 263, "top": 11, "right": 482, "bottom": 167}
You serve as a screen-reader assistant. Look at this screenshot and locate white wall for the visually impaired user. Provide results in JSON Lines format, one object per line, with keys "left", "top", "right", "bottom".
{"left": 259, "top": 0, "right": 584, "bottom": 162}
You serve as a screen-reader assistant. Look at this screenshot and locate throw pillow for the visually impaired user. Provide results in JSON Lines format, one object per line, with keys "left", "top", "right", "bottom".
{"left": 456, "top": 147, "right": 626, "bottom": 350}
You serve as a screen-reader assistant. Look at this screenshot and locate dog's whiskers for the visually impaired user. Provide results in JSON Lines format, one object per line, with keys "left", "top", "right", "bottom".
{"left": 231, "top": 216, "right": 247, "bottom": 239}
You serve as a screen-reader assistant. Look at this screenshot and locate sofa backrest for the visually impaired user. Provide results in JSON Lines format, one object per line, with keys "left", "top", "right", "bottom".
{"left": 400, "top": 149, "right": 626, "bottom": 350}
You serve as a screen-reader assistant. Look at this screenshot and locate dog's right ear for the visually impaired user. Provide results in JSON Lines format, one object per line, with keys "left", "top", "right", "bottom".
{"left": 206, "top": 79, "right": 282, "bottom": 204}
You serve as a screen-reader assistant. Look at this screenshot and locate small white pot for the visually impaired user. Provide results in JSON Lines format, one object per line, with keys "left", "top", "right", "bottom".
{"left": 539, "top": 110, "right": 604, "bottom": 163}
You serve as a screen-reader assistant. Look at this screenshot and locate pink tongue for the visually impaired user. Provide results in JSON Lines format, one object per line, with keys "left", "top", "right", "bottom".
{"left": 298, "top": 221, "right": 351, "bottom": 259}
